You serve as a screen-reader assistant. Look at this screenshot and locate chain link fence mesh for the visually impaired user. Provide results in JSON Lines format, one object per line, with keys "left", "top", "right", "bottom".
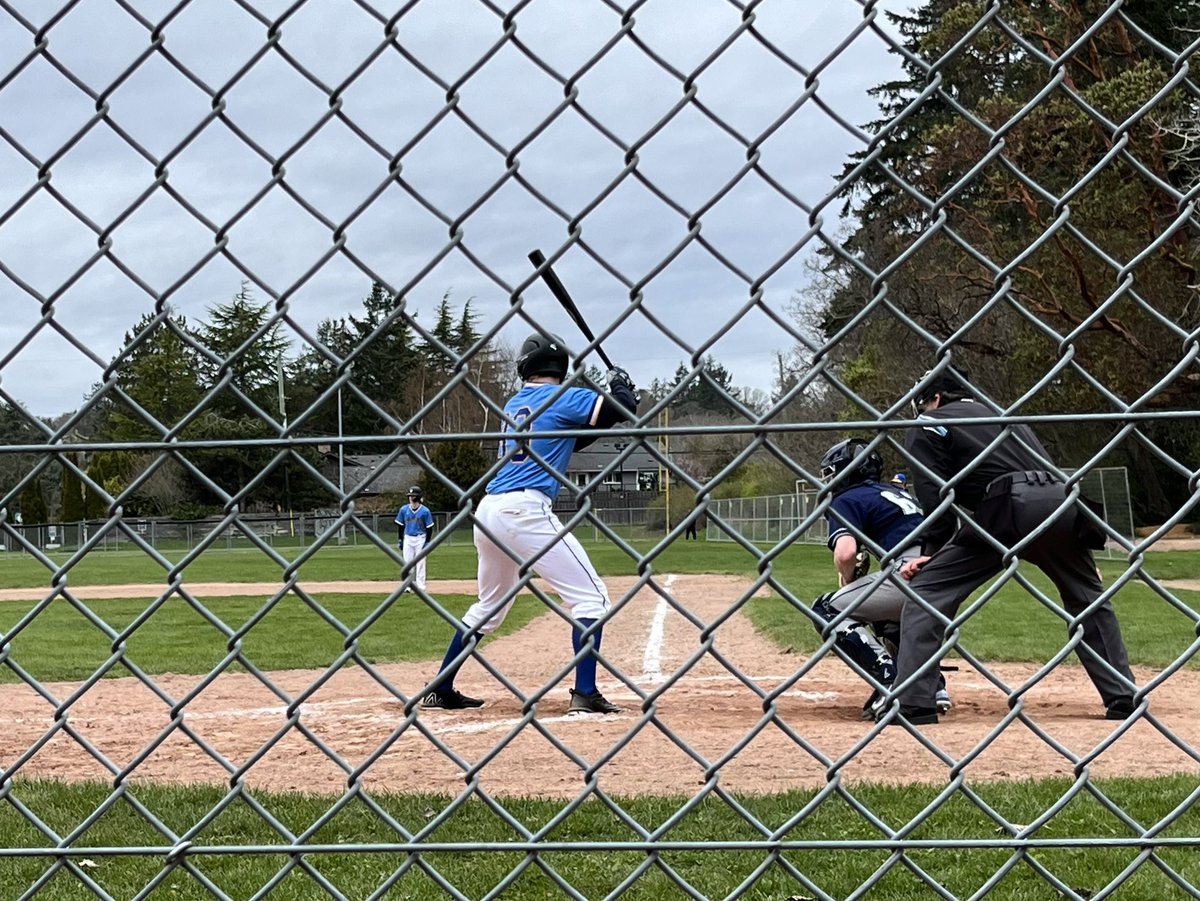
{"left": 1, "top": 0, "right": 1199, "bottom": 898}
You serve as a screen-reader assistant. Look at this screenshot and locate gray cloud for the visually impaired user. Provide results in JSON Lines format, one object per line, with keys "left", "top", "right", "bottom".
{"left": 0, "top": 0, "right": 910, "bottom": 416}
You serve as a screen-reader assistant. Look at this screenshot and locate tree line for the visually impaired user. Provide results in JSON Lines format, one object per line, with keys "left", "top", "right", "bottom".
{"left": 2, "top": 284, "right": 769, "bottom": 522}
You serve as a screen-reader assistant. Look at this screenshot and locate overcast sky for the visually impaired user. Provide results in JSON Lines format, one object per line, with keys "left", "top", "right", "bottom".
{"left": 0, "top": 0, "right": 912, "bottom": 419}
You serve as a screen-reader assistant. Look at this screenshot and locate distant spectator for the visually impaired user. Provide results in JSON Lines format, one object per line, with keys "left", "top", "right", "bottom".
{"left": 685, "top": 498, "right": 706, "bottom": 540}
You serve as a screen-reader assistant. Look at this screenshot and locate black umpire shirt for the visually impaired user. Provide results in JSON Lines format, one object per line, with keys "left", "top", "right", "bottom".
{"left": 904, "top": 398, "right": 1053, "bottom": 555}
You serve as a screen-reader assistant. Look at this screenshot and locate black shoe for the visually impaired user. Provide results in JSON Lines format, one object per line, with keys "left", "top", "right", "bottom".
{"left": 877, "top": 704, "right": 939, "bottom": 726}
{"left": 568, "top": 689, "right": 622, "bottom": 714}
{"left": 421, "top": 688, "right": 484, "bottom": 710}
{"left": 1105, "top": 698, "right": 1136, "bottom": 720}
{"left": 861, "top": 688, "right": 882, "bottom": 721}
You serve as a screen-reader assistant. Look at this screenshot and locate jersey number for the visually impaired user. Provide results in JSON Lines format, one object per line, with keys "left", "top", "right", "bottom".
{"left": 882, "top": 491, "right": 922, "bottom": 516}
{"left": 501, "top": 406, "right": 533, "bottom": 463}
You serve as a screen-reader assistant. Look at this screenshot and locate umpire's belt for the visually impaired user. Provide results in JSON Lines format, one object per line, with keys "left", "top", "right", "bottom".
{"left": 984, "top": 470, "right": 1063, "bottom": 498}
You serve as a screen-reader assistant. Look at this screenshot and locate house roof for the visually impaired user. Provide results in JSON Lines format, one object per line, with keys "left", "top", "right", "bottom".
{"left": 569, "top": 440, "right": 659, "bottom": 472}
{"left": 327, "top": 454, "right": 423, "bottom": 495}
{"left": 326, "top": 441, "right": 658, "bottom": 495}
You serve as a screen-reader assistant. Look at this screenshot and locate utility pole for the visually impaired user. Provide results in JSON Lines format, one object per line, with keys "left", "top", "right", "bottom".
{"left": 278, "top": 361, "right": 293, "bottom": 536}
{"left": 337, "top": 382, "right": 346, "bottom": 545}
{"left": 658, "top": 407, "right": 670, "bottom": 532}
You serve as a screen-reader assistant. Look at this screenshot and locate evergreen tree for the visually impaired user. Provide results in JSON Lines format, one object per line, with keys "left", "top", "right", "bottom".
{"left": 61, "top": 454, "right": 85, "bottom": 522}
{"left": 314, "top": 282, "right": 419, "bottom": 447}
{"left": 0, "top": 401, "right": 42, "bottom": 518}
{"left": 453, "top": 300, "right": 480, "bottom": 354}
{"left": 83, "top": 456, "right": 114, "bottom": 520}
{"left": 421, "top": 440, "right": 490, "bottom": 512}
{"left": 426, "top": 292, "right": 458, "bottom": 374}
{"left": 806, "top": 0, "right": 1200, "bottom": 521}
{"left": 21, "top": 474, "right": 47, "bottom": 525}
{"left": 668, "top": 357, "right": 742, "bottom": 415}
{"left": 104, "top": 310, "right": 205, "bottom": 441}
{"left": 196, "top": 283, "right": 290, "bottom": 418}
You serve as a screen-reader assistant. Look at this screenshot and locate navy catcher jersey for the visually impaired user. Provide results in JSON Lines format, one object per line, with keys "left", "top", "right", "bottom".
{"left": 487, "top": 383, "right": 603, "bottom": 500}
{"left": 826, "top": 483, "right": 924, "bottom": 554}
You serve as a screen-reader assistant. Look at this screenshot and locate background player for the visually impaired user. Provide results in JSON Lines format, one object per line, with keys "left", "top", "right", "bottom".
{"left": 395, "top": 486, "right": 434, "bottom": 592}
{"left": 420, "top": 332, "right": 639, "bottom": 714}
{"left": 814, "top": 438, "right": 951, "bottom": 717}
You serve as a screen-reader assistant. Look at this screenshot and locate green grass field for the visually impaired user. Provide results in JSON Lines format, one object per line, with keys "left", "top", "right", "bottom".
{"left": 2, "top": 775, "right": 1197, "bottom": 900}
{"left": 0, "top": 593, "right": 546, "bottom": 685}
{"left": 1, "top": 539, "right": 1197, "bottom": 899}
{"left": 0, "top": 539, "right": 1195, "bottom": 680}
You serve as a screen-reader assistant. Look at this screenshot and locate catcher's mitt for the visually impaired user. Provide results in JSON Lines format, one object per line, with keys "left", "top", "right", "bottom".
{"left": 852, "top": 548, "right": 871, "bottom": 581}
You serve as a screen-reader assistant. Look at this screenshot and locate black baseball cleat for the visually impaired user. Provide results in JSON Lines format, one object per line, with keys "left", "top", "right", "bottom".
{"left": 568, "top": 689, "right": 622, "bottom": 714}
{"left": 421, "top": 689, "right": 484, "bottom": 710}
{"left": 1105, "top": 698, "right": 1137, "bottom": 720}
{"left": 861, "top": 688, "right": 887, "bottom": 721}
{"left": 876, "top": 704, "right": 939, "bottom": 726}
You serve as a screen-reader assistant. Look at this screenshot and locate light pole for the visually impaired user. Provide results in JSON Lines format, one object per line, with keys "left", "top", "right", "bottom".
{"left": 337, "top": 382, "right": 345, "bottom": 545}
{"left": 658, "top": 407, "right": 670, "bottom": 532}
{"left": 278, "top": 360, "right": 292, "bottom": 536}
{"left": 613, "top": 441, "right": 628, "bottom": 493}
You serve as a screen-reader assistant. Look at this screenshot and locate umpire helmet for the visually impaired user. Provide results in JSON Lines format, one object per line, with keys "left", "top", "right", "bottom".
{"left": 516, "top": 333, "right": 569, "bottom": 380}
{"left": 407, "top": 486, "right": 423, "bottom": 499}
{"left": 912, "top": 365, "right": 972, "bottom": 415}
{"left": 820, "top": 439, "right": 883, "bottom": 491}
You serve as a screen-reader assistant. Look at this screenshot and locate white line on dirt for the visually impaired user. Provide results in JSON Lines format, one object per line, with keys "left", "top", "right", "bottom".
{"left": 124, "top": 677, "right": 838, "bottom": 731}
{"left": 428, "top": 712, "right": 630, "bottom": 734}
{"left": 641, "top": 574, "right": 675, "bottom": 684}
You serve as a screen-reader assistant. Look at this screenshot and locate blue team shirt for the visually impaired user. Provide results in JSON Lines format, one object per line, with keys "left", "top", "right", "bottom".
{"left": 395, "top": 503, "right": 434, "bottom": 537}
{"left": 487, "top": 383, "right": 603, "bottom": 500}
{"left": 826, "top": 483, "right": 924, "bottom": 554}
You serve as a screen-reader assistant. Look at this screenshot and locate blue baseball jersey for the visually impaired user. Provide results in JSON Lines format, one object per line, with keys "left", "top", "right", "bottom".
{"left": 395, "top": 503, "right": 434, "bottom": 536}
{"left": 826, "top": 483, "right": 924, "bottom": 554}
{"left": 487, "top": 383, "right": 603, "bottom": 500}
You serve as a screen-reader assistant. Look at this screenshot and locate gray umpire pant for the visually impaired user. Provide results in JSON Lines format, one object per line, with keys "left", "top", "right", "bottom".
{"left": 895, "top": 475, "right": 1135, "bottom": 710}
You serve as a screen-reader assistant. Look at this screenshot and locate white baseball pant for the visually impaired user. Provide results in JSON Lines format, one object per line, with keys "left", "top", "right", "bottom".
{"left": 463, "top": 489, "right": 610, "bottom": 634}
{"left": 402, "top": 533, "right": 428, "bottom": 590}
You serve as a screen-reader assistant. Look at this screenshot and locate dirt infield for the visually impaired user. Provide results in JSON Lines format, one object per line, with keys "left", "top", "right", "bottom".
{"left": 0, "top": 574, "right": 1193, "bottom": 799}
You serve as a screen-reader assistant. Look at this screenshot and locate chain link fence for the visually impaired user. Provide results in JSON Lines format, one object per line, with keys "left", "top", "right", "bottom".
{"left": 2, "top": 1, "right": 1199, "bottom": 898}
{"left": 709, "top": 467, "right": 1135, "bottom": 555}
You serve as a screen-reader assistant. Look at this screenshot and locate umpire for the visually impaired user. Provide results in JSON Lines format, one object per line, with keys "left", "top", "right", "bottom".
{"left": 882, "top": 366, "right": 1137, "bottom": 725}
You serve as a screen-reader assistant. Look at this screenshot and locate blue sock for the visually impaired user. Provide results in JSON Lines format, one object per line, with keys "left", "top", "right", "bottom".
{"left": 437, "top": 631, "right": 468, "bottom": 690}
{"left": 573, "top": 618, "right": 603, "bottom": 695}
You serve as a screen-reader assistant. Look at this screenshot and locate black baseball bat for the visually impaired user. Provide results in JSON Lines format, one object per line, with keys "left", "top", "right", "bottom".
{"left": 528, "top": 249, "right": 615, "bottom": 370}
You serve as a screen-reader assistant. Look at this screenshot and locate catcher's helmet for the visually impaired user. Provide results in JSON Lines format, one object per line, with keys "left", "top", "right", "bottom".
{"left": 516, "top": 333, "right": 569, "bottom": 380}
{"left": 407, "top": 486, "right": 423, "bottom": 499}
{"left": 820, "top": 439, "right": 883, "bottom": 490}
{"left": 911, "top": 365, "right": 972, "bottom": 415}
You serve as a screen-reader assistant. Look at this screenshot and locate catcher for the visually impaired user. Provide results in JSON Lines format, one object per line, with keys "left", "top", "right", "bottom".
{"left": 813, "top": 438, "right": 951, "bottom": 717}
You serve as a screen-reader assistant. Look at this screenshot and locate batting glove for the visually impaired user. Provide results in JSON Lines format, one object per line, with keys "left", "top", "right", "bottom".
{"left": 607, "top": 367, "right": 636, "bottom": 394}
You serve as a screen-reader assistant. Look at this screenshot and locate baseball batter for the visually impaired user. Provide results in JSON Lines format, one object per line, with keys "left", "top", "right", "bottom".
{"left": 395, "top": 486, "right": 434, "bottom": 591}
{"left": 421, "top": 332, "right": 639, "bottom": 713}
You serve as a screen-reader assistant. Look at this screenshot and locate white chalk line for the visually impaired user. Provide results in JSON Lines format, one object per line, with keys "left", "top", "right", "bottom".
{"left": 640, "top": 574, "right": 674, "bottom": 684}
{"left": 145, "top": 679, "right": 840, "bottom": 738}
